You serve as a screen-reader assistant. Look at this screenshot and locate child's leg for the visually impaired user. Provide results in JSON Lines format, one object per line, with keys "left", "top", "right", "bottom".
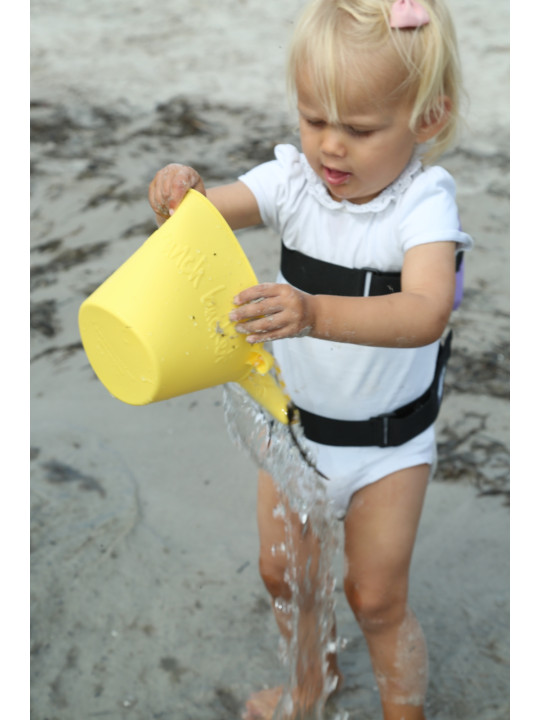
{"left": 343, "top": 464, "right": 430, "bottom": 720}
{"left": 243, "top": 468, "right": 341, "bottom": 720}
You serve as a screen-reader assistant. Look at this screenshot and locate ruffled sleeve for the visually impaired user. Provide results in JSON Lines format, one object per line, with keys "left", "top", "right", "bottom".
{"left": 238, "top": 144, "right": 307, "bottom": 235}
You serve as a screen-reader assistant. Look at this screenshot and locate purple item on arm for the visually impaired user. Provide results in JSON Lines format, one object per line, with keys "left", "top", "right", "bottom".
{"left": 453, "top": 258, "right": 464, "bottom": 310}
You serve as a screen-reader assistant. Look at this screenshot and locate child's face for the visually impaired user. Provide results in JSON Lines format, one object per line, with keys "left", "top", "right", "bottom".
{"left": 296, "top": 71, "right": 428, "bottom": 205}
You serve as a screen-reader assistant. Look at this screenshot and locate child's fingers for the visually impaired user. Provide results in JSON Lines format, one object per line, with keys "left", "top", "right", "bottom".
{"left": 148, "top": 165, "right": 179, "bottom": 217}
{"left": 235, "top": 311, "right": 285, "bottom": 334}
{"left": 236, "top": 315, "right": 289, "bottom": 344}
{"left": 231, "top": 284, "right": 286, "bottom": 324}
{"left": 148, "top": 164, "right": 205, "bottom": 219}
{"left": 229, "top": 283, "right": 314, "bottom": 343}
{"left": 229, "top": 286, "right": 286, "bottom": 341}
{"left": 229, "top": 284, "right": 313, "bottom": 343}
{"left": 232, "top": 282, "right": 281, "bottom": 308}
{"left": 167, "top": 166, "right": 206, "bottom": 210}
{"left": 230, "top": 300, "right": 282, "bottom": 324}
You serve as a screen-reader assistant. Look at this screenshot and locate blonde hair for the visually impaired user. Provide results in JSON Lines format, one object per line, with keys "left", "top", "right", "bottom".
{"left": 287, "top": 0, "right": 462, "bottom": 163}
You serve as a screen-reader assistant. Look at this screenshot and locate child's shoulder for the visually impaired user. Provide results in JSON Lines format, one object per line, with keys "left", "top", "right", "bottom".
{"left": 411, "top": 163, "right": 457, "bottom": 196}
{"left": 398, "top": 163, "right": 472, "bottom": 250}
{"left": 399, "top": 163, "right": 459, "bottom": 213}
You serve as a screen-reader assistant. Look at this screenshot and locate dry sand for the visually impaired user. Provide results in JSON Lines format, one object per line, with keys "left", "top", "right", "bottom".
{"left": 30, "top": 1, "right": 509, "bottom": 718}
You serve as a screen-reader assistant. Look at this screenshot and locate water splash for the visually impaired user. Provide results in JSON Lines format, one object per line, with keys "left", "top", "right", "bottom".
{"left": 223, "top": 382, "right": 349, "bottom": 720}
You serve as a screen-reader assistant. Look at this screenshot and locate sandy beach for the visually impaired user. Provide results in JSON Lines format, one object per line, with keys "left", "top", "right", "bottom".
{"left": 30, "top": 1, "right": 509, "bottom": 718}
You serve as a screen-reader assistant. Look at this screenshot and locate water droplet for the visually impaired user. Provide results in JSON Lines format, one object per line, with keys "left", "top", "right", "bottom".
{"left": 121, "top": 695, "right": 137, "bottom": 709}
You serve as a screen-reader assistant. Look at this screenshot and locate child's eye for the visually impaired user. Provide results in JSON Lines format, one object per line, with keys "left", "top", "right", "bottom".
{"left": 346, "top": 126, "right": 373, "bottom": 137}
{"left": 305, "top": 117, "right": 326, "bottom": 128}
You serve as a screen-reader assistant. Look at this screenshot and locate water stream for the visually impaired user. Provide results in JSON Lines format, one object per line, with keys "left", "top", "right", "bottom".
{"left": 223, "top": 382, "right": 349, "bottom": 720}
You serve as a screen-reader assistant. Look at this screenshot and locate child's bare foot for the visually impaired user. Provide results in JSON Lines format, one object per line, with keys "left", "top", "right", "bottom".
{"left": 241, "top": 672, "right": 344, "bottom": 720}
{"left": 242, "top": 687, "right": 283, "bottom": 720}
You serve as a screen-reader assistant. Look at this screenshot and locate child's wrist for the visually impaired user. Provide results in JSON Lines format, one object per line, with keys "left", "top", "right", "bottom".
{"left": 305, "top": 293, "right": 319, "bottom": 338}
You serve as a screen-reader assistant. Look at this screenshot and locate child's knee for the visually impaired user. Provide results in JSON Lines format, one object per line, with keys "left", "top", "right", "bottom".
{"left": 259, "top": 553, "right": 291, "bottom": 600}
{"left": 343, "top": 575, "right": 407, "bottom": 632}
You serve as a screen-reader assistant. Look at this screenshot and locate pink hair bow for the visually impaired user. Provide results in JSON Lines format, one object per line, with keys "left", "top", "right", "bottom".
{"left": 390, "top": 0, "right": 430, "bottom": 28}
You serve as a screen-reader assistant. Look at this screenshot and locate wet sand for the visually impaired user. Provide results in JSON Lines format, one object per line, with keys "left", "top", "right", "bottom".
{"left": 30, "top": 1, "right": 509, "bottom": 718}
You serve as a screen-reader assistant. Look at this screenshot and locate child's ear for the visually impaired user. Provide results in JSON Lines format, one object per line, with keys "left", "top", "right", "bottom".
{"left": 415, "top": 96, "right": 452, "bottom": 143}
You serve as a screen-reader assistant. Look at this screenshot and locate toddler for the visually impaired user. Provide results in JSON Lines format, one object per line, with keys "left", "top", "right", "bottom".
{"left": 148, "top": 0, "right": 473, "bottom": 718}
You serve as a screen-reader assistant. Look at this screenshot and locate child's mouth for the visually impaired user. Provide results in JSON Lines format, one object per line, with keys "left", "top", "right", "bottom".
{"left": 323, "top": 166, "right": 352, "bottom": 186}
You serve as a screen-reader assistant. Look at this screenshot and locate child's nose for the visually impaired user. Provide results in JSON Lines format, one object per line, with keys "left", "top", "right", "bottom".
{"left": 320, "top": 127, "right": 346, "bottom": 157}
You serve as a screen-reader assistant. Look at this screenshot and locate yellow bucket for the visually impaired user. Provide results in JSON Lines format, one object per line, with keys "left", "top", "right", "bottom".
{"left": 78, "top": 189, "right": 290, "bottom": 423}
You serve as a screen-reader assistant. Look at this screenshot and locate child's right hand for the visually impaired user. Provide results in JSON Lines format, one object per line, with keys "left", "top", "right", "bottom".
{"left": 148, "top": 164, "right": 206, "bottom": 226}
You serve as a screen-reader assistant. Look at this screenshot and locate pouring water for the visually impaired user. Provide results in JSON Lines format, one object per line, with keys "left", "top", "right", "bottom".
{"left": 223, "top": 383, "right": 350, "bottom": 720}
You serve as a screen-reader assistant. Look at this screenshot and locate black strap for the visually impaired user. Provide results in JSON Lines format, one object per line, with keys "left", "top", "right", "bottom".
{"left": 281, "top": 242, "right": 464, "bottom": 297}
{"left": 281, "top": 242, "right": 401, "bottom": 296}
{"left": 295, "top": 331, "right": 452, "bottom": 447}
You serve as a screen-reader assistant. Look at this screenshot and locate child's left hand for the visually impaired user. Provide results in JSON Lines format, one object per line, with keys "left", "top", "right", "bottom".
{"left": 229, "top": 283, "right": 315, "bottom": 344}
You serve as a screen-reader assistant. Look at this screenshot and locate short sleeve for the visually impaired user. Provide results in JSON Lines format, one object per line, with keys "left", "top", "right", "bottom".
{"left": 238, "top": 144, "right": 306, "bottom": 235}
{"left": 397, "top": 166, "right": 473, "bottom": 254}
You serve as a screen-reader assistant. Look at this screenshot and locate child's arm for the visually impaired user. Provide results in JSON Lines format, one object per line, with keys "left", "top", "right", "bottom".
{"left": 230, "top": 241, "right": 457, "bottom": 349}
{"left": 148, "top": 163, "right": 262, "bottom": 229}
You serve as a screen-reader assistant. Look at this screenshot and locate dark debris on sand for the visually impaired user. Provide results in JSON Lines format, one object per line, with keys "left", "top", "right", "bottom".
{"left": 439, "top": 339, "right": 510, "bottom": 502}
{"left": 446, "top": 341, "right": 509, "bottom": 400}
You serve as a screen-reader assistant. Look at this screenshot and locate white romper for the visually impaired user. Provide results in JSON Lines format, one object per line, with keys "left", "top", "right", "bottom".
{"left": 239, "top": 144, "right": 473, "bottom": 518}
